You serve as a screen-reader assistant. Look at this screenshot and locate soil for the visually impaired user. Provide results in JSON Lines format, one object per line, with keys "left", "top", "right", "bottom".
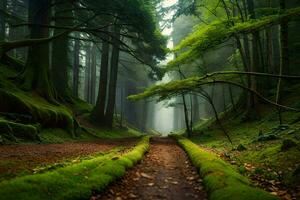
{"left": 91, "top": 137, "right": 207, "bottom": 200}
{"left": 0, "top": 138, "right": 137, "bottom": 180}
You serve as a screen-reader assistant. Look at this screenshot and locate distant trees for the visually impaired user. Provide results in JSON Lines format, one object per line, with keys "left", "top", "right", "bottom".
{"left": 0, "top": 0, "right": 166, "bottom": 129}
{"left": 131, "top": 0, "right": 300, "bottom": 137}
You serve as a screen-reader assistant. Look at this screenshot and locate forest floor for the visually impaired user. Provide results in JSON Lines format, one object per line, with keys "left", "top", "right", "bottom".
{"left": 0, "top": 138, "right": 138, "bottom": 182}
{"left": 190, "top": 93, "right": 300, "bottom": 200}
{"left": 91, "top": 137, "right": 208, "bottom": 200}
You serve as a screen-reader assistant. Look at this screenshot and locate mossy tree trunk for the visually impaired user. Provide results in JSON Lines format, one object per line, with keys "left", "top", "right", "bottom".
{"left": 90, "top": 27, "right": 110, "bottom": 125}
{"left": 19, "top": 0, "right": 55, "bottom": 100}
{"left": 51, "top": 1, "right": 73, "bottom": 101}
{"left": 0, "top": 0, "right": 6, "bottom": 41}
{"left": 105, "top": 24, "right": 121, "bottom": 127}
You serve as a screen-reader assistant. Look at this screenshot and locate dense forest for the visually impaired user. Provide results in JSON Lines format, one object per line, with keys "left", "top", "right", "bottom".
{"left": 0, "top": 0, "right": 299, "bottom": 200}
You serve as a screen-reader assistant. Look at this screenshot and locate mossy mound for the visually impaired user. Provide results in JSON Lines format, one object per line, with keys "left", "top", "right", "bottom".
{"left": 174, "top": 136, "right": 280, "bottom": 200}
{"left": 0, "top": 66, "right": 74, "bottom": 137}
{"left": 0, "top": 119, "right": 40, "bottom": 141}
{"left": 0, "top": 136, "right": 150, "bottom": 200}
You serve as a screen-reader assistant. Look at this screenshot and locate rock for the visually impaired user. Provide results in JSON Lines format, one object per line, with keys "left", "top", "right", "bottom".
{"left": 236, "top": 144, "right": 247, "bottom": 151}
{"left": 281, "top": 139, "right": 297, "bottom": 151}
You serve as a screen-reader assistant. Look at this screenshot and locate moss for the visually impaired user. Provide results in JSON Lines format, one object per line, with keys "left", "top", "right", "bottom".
{"left": 0, "top": 136, "right": 150, "bottom": 200}
{"left": 174, "top": 136, "right": 280, "bottom": 200}
{"left": 0, "top": 119, "right": 40, "bottom": 141}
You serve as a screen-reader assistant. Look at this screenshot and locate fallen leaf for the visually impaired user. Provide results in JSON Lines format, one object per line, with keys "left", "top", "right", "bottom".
{"left": 141, "top": 172, "right": 153, "bottom": 179}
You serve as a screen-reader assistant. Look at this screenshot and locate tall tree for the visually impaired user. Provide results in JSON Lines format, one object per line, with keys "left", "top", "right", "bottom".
{"left": 72, "top": 33, "right": 80, "bottom": 97}
{"left": 276, "top": 0, "right": 289, "bottom": 124}
{"left": 20, "top": 0, "right": 54, "bottom": 99}
{"left": 90, "top": 43, "right": 97, "bottom": 104}
{"left": 90, "top": 26, "right": 110, "bottom": 125}
{"left": 51, "top": 1, "right": 73, "bottom": 101}
{"left": 105, "top": 24, "right": 121, "bottom": 127}
{"left": 0, "top": 0, "right": 6, "bottom": 40}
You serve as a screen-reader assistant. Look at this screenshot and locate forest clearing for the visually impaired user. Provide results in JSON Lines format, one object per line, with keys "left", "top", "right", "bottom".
{"left": 0, "top": 0, "right": 300, "bottom": 200}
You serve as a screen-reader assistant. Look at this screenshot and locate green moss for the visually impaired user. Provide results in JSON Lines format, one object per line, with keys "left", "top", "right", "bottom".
{"left": 174, "top": 136, "right": 280, "bottom": 200}
{"left": 0, "top": 136, "right": 150, "bottom": 200}
{"left": 0, "top": 119, "right": 40, "bottom": 141}
{"left": 0, "top": 65, "right": 74, "bottom": 135}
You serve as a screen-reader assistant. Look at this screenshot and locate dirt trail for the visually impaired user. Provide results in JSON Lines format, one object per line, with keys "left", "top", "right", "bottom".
{"left": 0, "top": 138, "right": 137, "bottom": 181}
{"left": 92, "top": 137, "right": 207, "bottom": 200}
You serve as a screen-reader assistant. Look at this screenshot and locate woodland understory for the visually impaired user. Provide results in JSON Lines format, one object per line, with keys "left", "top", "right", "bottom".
{"left": 0, "top": 0, "right": 299, "bottom": 200}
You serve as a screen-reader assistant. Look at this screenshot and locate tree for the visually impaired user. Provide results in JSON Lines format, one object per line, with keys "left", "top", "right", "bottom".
{"left": 105, "top": 24, "right": 121, "bottom": 127}
{"left": 51, "top": 1, "right": 73, "bottom": 101}
{"left": 90, "top": 26, "right": 110, "bottom": 125}
{"left": 0, "top": 0, "right": 6, "bottom": 40}
{"left": 72, "top": 32, "right": 80, "bottom": 97}
{"left": 19, "top": 0, "right": 54, "bottom": 100}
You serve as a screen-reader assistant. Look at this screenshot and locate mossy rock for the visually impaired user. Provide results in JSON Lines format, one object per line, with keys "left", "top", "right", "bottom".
{"left": 281, "top": 139, "right": 297, "bottom": 151}
{"left": 0, "top": 119, "right": 40, "bottom": 141}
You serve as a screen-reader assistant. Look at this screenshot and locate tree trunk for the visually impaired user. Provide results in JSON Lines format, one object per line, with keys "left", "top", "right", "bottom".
{"left": 20, "top": 0, "right": 54, "bottom": 100}
{"left": 72, "top": 33, "right": 80, "bottom": 97}
{"left": 84, "top": 44, "right": 91, "bottom": 103}
{"left": 105, "top": 24, "right": 121, "bottom": 127}
{"left": 51, "top": 1, "right": 72, "bottom": 101}
{"left": 90, "top": 43, "right": 97, "bottom": 104}
{"left": 192, "top": 95, "right": 200, "bottom": 122}
{"left": 182, "top": 93, "right": 191, "bottom": 138}
{"left": 90, "top": 26, "right": 110, "bottom": 125}
{"left": 0, "top": 0, "right": 6, "bottom": 40}
{"left": 276, "top": 0, "right": 289, "bottom": 125}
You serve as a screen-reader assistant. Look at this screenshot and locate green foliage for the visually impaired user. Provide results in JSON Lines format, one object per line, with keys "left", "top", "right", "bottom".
{"left": 128, "top": 71, "right": 240, "bottom": 101}
{"left": 167, "top": 7, "right": 300, "bottom": 69}
{"left": 0, "top": 136, "right": 150, "bottom": 200}
{"left": 174, "top": 136, "right": 280, "bottom": 200}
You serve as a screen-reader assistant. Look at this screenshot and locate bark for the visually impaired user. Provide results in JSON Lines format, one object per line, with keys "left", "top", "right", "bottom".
{"left": 276, "top": 0, "right": 289, "bottom": 125}
{"left": 266, "top": 28, "right": 274, "bottom": 75}
{"left": 246, "top": 0, "right": 261, "bottom": 118}
{"left": 182, "top": 93, "right": 192, "bottom": 138}
{"left": 228, "top": 85, "right": 237, "bottom": 112}
{"left": 90, "top": 26, "right": 110, "bottom": 125}
{"left": 0, "top": 0, "right": 6, "bottom": 40}
{"left": 51, "top": 1, "right": 72, "bottom": 100}
{"left": 192, "top": 95, "right": 200, "bottom": 123}
{"left": 90, "top": 43, "right": 97, "bottom": 104}
{"left": 20, "top": 0, "right": 54, "bottom": 100}
{"left": 84, "top": 44, "right": 91, "bottom": 103}
{"left": 105, "top": 24, "right": 121, "bottom": 127}
{"left": 72, "top": 33, "right": 80, "bottom": 97}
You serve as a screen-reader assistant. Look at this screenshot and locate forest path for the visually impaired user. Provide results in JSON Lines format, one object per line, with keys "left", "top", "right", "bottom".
{"left": 0, "top": 138, "right": 138, "bottom": 181}
{"left": 91, "top": 137, "right": 207, "bottom": 200}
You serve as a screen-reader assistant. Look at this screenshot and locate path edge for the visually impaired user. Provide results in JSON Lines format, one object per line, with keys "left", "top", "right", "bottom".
{"left": 0, "top": 136, "right": 150, "bottom": 200}
{"left": 172, "top": 135, "right": 280, "bottom": 200}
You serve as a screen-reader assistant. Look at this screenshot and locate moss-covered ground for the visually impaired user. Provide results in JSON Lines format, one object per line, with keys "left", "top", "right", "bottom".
{"left": 174, "top": 135, "right": 280, "bottom": 200}
{"left": 187, "top": 84, "right": 300, "bottom": 198}
{"left": 0, "top": 136, "right": 150, "bottom": 200}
